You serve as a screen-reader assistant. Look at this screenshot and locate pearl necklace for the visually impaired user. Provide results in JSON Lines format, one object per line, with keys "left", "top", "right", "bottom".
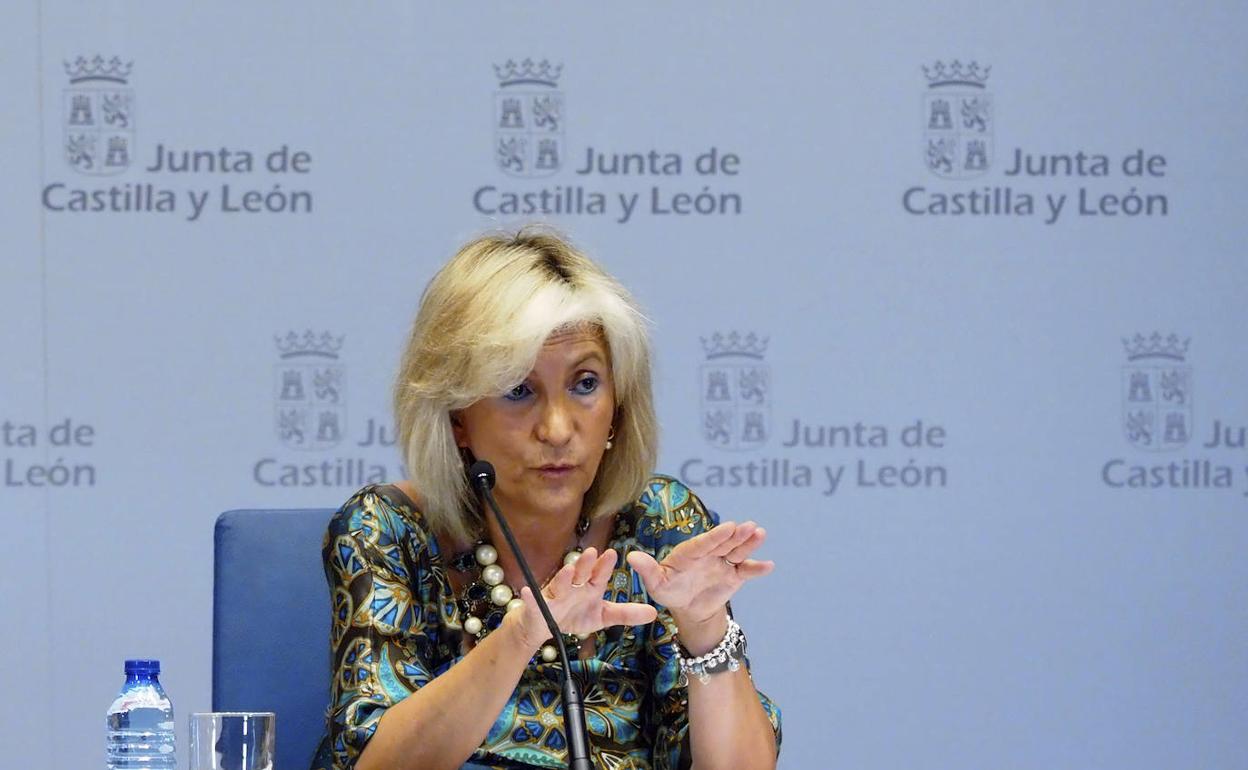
{"left": 451, "top": 516, "right": 589, "bottom": 663}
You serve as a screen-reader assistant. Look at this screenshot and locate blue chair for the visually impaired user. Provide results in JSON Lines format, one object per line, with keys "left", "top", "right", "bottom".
{"left": 212, "top": 507, "right": 627, "bottom": 770}
{"left": 213, "top": 508, "right": 333, "bottom": 770}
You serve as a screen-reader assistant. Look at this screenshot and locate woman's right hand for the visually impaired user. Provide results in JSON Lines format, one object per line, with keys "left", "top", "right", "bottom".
{"left": 507, "top": 547, "right": 658, "bottom": 652}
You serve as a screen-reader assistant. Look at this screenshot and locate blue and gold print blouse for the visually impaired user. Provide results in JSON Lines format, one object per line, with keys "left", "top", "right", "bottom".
{"left": 311, "top": 476, "right": 781, "bottom": 770}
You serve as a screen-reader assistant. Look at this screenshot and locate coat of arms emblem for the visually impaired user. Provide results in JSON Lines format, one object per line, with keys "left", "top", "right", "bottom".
{"left": 1121, "top": 333, "right": 1191, "bottom": 451}
{"left": 922, "top": 60, "right": 992, "bottom": 179}
{"left": 63, "top": 55, "right": 134, "bottom": 176}
{"left": 700, "top": 332, "right": 770, "bottom": 451}
{"left": 493, "top": 59, "right": 564, "bottom": 178}
{"left": 274, "top": 331, "right": 347, "bottom": 451}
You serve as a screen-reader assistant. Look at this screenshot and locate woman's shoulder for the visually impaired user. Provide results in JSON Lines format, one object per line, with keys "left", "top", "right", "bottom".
{"left": 325, "top": 482, "right": 433, "bottom": 549}
{"left": 624, "top": 474, "right": 720, "bottom": 545}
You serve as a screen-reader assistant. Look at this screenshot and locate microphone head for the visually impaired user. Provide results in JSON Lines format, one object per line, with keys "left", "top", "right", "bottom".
{"left": 468, "top": 460, "right": 496, "bottom": 490}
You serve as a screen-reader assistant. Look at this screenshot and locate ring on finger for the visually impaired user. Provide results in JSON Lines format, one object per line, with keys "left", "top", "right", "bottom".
{"left": 721, "top": 556, "right": 741, "bottom": 568}
{"left": 570, "top": 580, "right": 587, "bottom": 588}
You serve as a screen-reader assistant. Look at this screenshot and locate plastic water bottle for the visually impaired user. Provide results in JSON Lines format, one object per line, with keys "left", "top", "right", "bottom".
{"left": 106, "top": 659, "right": 176, "bottom": 770}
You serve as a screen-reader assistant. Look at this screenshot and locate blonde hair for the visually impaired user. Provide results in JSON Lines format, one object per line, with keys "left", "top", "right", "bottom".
{"left": 394, "top": 229, "right": 658, "bottom": 544}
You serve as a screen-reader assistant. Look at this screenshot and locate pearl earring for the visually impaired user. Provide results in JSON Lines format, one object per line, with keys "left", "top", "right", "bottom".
{"left": 605, "top": 426, "right": 616, "bottom": 450}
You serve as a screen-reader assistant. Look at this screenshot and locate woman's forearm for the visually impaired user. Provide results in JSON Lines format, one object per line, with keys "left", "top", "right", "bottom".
{"left": 356, "top": 618, "right": 536, "bottom": 770}
{"left": 677, "top": 610, "right": 779, "bottom": 770}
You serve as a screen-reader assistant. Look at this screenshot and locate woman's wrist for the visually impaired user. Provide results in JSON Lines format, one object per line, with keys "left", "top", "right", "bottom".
{"left": 670, "top": 606, "right": 729, "bottom": 656}
{"left": 497, "top": 610, "right": 545, "bottom": 657}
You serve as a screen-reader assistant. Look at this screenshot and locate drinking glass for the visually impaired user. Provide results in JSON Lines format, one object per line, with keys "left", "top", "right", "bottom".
{"left": 189, "top": 712, "right": 275, "bottom": 770}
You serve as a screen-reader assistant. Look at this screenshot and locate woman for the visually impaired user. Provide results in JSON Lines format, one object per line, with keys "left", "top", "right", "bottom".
{"left": 313, "top": 231, "right": 781, "bottom": 770}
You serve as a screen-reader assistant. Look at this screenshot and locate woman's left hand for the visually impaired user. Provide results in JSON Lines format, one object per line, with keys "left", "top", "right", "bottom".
{"left": 626, "top": 521, "right": 774, "bottom": 631}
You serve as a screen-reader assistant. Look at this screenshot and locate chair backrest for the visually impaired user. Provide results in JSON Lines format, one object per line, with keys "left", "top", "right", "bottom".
{"left": 213, "top": 508, "right": 333, "bottom": 770}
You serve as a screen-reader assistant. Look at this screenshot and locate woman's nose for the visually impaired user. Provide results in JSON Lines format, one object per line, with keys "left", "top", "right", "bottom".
{"left": 535, "top": 396, "right": 574, "bottom": 446}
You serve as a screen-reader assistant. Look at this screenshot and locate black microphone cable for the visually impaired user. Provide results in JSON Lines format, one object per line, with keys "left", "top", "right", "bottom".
{"left": 469, "top": 460, "right": 594, "bottom": 770}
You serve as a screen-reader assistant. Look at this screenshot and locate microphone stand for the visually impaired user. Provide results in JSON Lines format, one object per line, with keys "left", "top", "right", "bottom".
{"left": 471, "top": 464, "right": 594, "bottom": 770}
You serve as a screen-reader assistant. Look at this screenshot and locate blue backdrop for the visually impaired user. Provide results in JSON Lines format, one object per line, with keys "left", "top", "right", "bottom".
{"left": 3, "top": 2, "right": 1246, "bottom": 768}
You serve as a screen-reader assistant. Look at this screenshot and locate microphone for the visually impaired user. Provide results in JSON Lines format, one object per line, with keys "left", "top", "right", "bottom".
{"left": 469, "top": 461, "right": 594, "bottom": 770}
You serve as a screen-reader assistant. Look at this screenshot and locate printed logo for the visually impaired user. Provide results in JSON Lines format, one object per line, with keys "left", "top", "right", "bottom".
{"left": 1121, "top": 332, "right": 1191, "bottom": 451}
{"left": 274, "top": 331, "right": 347, "bottom": 451}
{"left": 493, "top": 59, "right": 564, "bottom": 178}
{"left": 700, "top": 332, "right": 770, "bottom": 451}
{"left": 63, "top": 55, "right": 134, "bottom": 176}
{"left": 922, "top": 60, "right": 991, "bottom": 179}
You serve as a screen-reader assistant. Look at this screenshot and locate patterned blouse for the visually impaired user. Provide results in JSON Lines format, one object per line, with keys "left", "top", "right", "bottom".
{"left": 311, "top": 476, "right": 781, "bottom": 770}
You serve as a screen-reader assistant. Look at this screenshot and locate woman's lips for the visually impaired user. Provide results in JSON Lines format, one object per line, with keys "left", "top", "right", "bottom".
{"left": 536, "top": 464, "right": 576, "bottom": 478}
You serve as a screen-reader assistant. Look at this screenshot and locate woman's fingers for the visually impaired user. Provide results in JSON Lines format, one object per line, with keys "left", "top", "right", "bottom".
{"left": 680, "top": 521, "right": 737, "bottom": 558}
{"left": 712, "top": 521, "right": 758, "bottom": 558}
{"left": 546, "top": 547, "right": 596, "bottom": 597}
{"left": 732, "top": 559, "right": 775, "bottom": 580}
{"left": 625, "top": 550, "right": 662, "bottom": 590}
{"left": 721, "top": 525, "right": 767, "bottom": 565}
{"left": 570, "top": 546, "right": 598, "bottom": 587}
{"left": 590, "top": 548, "right": 617, "bottom": 586}
{"left": 602, "top": 600, "right": 657, "bottom": 627}
{"left": 546, "top": 561, "right": 575, "bottom": 597}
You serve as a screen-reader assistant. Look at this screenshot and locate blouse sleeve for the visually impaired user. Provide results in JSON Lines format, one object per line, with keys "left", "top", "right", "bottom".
{"left": 636, "top": 477, "right": 783, "bottom": 770}
{"left": 321, "top": 488, "right": 444, "bottom": 770}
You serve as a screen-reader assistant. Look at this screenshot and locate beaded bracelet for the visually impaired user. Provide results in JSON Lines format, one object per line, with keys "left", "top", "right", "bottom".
{"left": 675, "top": 617, "right": 746, "bottom": 685}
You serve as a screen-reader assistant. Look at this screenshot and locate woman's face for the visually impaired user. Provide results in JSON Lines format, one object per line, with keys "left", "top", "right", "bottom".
{"left": 453, "top": 327, "right": 616, "bottom": 522}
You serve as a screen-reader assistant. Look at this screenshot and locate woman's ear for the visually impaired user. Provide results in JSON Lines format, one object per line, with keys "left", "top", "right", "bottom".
{"left": 450, "top": 411, "right": 467, "bottom": 448}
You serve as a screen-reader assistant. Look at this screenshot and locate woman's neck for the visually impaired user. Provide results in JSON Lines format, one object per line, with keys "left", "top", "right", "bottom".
{"left": 484, "top": 507, "right": 580, "bottom": 586}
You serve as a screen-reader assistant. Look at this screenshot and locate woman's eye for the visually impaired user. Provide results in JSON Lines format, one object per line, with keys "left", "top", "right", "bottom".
{"left": 573, "top": 374, "right": 599, "bottom": 395}
{"left": 503, "top": 383, "right": 532, "bottom": 401}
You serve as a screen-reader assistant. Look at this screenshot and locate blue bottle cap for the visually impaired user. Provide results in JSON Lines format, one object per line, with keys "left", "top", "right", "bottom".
{"left": 124, "top": 659, "right": 161, "bottom": 676}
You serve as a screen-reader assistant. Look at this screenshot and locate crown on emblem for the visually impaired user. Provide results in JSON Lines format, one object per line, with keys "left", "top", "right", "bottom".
{"left": 923, "top": 59, "right": 990, "bottom": 88}
{"left": 494, "top": 58, "right": 562, "bottom": 87}
{"left": 701, "top": 331, "right": 768, "bottom": 360}
{"left": 276, "top": 330, "right": 344, "bottom": 359}
{"left": 64, "top": 55, "right": 133, "bottom": 84}
{"left": 1122, "top": 332, "right": 1189, "bottom": 362}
